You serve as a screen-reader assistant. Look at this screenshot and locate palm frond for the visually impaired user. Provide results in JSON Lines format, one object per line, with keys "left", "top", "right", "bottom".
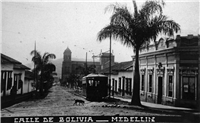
{"left": 30, "top": 50, "right": 42, "bottom": 64}
{"left": 43, "top": 53, "right": 56, "bottom": 64}
{"left": 110, "top": 6, "right": 132, "bottom": 28}
{"left": 148, "top": 15, "right": 180, "bottom": 39}
{"left": 98, "top": 0, "right": 180, "bottom": 51}
{"left": 105, "top": 2, "right": 121, "bottom": 14}
{"left": 140, "top": 0, "right": 164, "bottom": 21}
{"left": 30, "top": 50, "right": 41, "bottom": 57}
{"left": 97, "top": 24, "right": 135, "bottom": 48}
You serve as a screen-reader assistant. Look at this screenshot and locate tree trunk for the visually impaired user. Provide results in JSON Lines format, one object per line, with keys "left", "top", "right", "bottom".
{"left": 40, "top": 70, "right": 44, "bottom": 97}
{"left": 130, "top": 48, "right": 141, "bottom": 106}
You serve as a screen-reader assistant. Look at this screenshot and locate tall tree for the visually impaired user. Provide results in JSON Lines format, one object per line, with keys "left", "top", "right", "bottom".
{"left": 97, "top": 0, "right": 180, "bottom": 106}
{"left": 43, "top": 63, "right": 56, "bottom": 91}
{"left": 30, "top": 50, "right": 56, "bottom": 96}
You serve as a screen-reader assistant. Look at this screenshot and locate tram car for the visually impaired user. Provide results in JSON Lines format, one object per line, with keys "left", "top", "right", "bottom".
{"left": 82, "top": 74, "right": 108, "bottom": 101}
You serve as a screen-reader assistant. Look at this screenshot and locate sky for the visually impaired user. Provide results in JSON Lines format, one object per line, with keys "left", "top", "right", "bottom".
{"left": 1, "top": 0, "right": 199, "bottom": 66}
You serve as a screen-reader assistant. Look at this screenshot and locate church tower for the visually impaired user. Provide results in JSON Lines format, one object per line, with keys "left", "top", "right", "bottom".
{"left": 62, "top": 47, "right": 72, "bottom": 81}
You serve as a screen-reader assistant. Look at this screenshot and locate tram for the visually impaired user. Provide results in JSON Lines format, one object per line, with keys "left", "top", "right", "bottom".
{"left": 82, "top": 74, "right": 108, "bottom": 101}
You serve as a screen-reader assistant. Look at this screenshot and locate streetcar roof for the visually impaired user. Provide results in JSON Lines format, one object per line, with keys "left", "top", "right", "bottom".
{"left": 84, "top": 73, "right": 107, "bottom": 78}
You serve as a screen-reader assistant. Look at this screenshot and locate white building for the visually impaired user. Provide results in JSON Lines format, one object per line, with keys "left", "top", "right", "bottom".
{"left": 1, "top": 53, "right": 34, "bottom": 97}
{"left": 101, "top": 35, "right": 200, "bottom": 108}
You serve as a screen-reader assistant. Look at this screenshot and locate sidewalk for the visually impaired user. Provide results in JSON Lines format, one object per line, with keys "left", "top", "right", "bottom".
{"left": 68, "top": 87, "right": 196, "bottom": 112}
{"left": 114, "top": 96, "right": 196, "bottom": 111}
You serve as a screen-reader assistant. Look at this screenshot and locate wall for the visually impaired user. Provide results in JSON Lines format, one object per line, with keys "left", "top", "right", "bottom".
{"left": 110, "top": 71, "right": 133, "bottom": 96}
{"left": 1, "top": 64, "right": 13, "bottom": 96}
{"left": 138, "top": 49, "right": 177, "bottom": 105}
{"left": 13, "top": 69, "right": 25, "bottom": 94}
{"left": 23, "top": 79, "right": 34, "bottom": 93}
{"left": 1, "top": 64, "right": 29, "bottom": 96}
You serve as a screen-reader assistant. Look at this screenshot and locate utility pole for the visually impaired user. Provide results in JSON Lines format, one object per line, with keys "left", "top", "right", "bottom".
{"left": 85, "top": 52, "right": 88, "bottom": 75}
{"left": 34, "top": 41, "right": 37, "bottom": 97}
{"left": 92, "top": 54, "right": 95, "bottom": 66}
{"left": 109, "top": 34, "right": 112, "bottom": 98}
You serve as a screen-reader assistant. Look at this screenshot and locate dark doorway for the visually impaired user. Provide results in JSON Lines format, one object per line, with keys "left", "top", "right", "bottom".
{"left": 157, "top": 76, "right": 163, "bottom": 104}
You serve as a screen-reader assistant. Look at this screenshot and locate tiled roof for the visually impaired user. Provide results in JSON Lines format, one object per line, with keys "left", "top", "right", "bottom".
{"left": 112, "top": 61, "right": 133, "bottom": 71}
{"left": 14, "top": 64, "right": 30, "bottom": 70}
{"left": 1, "top": 53, "right": 30, "bottom": 70}
{"left": 100, "top": 61, "right": 133, "bottom": 74}
{"left": 1, "top": 53, "right": 21, "bottom": 64}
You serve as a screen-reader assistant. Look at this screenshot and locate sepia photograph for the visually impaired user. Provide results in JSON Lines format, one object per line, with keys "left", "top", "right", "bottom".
{"left": 1, "top": 0, "right": 200, "bottom": 122}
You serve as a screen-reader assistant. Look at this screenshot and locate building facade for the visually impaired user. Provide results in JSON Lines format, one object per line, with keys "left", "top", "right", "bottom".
{"left": 105, "top": 35, "right": 200, "bottom": 108}
{"left": 62, "top": 47, "right": 115, "bottom": 81}
{"left": 1, "top": 54, "right": 33, "bottom": 97}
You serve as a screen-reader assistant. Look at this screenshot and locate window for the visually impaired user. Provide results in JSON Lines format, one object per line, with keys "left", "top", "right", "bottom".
{"left": 182, "top": 76, "right": 195, "bottom": 100}
{"left": 124, "top": 78, "right": 127, "bottom": 93}
{"left": 168, "top": 75, "right": 173, "bottom": 97}
{"left": 109, "top": 79, "right": 111, "bottom": 90}
{"left": 118, "top": 78, "right": 121, "bottom": 91}
{"left": 112, "top": 79, "right": 115, "bottom": 91}
{"left": 88, "top": 80, "right": 93, "bottom": 86}
{"left": 126, "top": 78, "right": 129, "bottom": 93}
{"left": 67, "top": 67, "right": 70, "bottom": 72}
{"left": 7, "top": 71, "right": 12, "bottom": 90}
{"left": 128, "top": 78, "right": 132, "bottom": 94}
{"left": 94, "top": 80, "right": 98, "bottom": 86}
{"left": 14, "top": 74, "right": 21, "bottom": 90}
{"left": 1, "top": 71, "right": 6, "bottom": 94}
{"left": 141, "top": 75, "right": 145, "bottom": 91}
{"left": 148, "top": 75, "right": 153, "bottom": 92}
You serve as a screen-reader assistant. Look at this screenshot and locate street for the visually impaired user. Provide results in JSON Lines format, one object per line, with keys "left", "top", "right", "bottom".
{"left": 1, "top": 86, "right": 180, "bottom": 117}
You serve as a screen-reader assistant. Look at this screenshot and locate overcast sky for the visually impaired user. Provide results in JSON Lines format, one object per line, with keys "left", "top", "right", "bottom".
{"left": 1, "top": 0, "right": 199, "bottom": 66}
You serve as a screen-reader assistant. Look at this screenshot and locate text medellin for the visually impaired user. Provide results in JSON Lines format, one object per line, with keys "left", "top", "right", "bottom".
{"left": 111, "top": 116, "right": 155, "bottom": 122}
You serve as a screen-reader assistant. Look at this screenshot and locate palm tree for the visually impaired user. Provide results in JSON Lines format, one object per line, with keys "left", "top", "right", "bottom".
{"left": 30, "top": 50, "right": 56, "bottom": 96}
{"left": 97, "top": 0, "right": 180, "bottom": 106}
{"left": 43, "top": 63, "right": 56, "bottom": 91}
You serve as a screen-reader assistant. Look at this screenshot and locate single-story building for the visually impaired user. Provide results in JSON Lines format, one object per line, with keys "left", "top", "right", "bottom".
{"left": 1, "top": 53, "right": 34, "bottom": 97}
{"left": 101, "top": 35, "right": 200, "bottom": 108}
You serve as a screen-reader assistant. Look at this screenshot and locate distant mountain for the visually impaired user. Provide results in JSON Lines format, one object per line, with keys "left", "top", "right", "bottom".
{"left": 51, "top": 58, "right": 63, "bottom": 78}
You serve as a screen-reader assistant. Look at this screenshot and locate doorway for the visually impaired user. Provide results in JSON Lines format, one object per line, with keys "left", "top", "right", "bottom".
{"left": 157, "top": 76, "right": 163, "bottom": 104}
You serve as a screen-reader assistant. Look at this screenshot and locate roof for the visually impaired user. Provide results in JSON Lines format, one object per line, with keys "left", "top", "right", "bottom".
{"left": 71, "top": 61, "right": 100, "bottom": 65}
{"left": 112, "top": 61, "right": 133, "bottom": 71}
{"left": 100, "top": 61, "right": 133, "bottom": 74}
{"left": 64, "top": 47, "right": 71, "bottom": 53}
{"left": 86, "top": 73, "right": 107, "bottom": 78}
{"left": 178, "top": 35, "right": 199, "bottom": 46}
{"left": 1, "top": 53, "right": 21, "bottom": 64}
{"left": 14, "top": 64, "right": 30, "bottom": 70}
{"left": 1, "top": 53, "right": 30, "bottom": 70}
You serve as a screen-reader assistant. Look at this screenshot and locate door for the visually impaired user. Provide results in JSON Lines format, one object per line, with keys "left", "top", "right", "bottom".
{"left": 157, "top": 76, "right": 163, "bottom": 104}
{"left": 182, "top": 76, "right": 195, "bottom": 100}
